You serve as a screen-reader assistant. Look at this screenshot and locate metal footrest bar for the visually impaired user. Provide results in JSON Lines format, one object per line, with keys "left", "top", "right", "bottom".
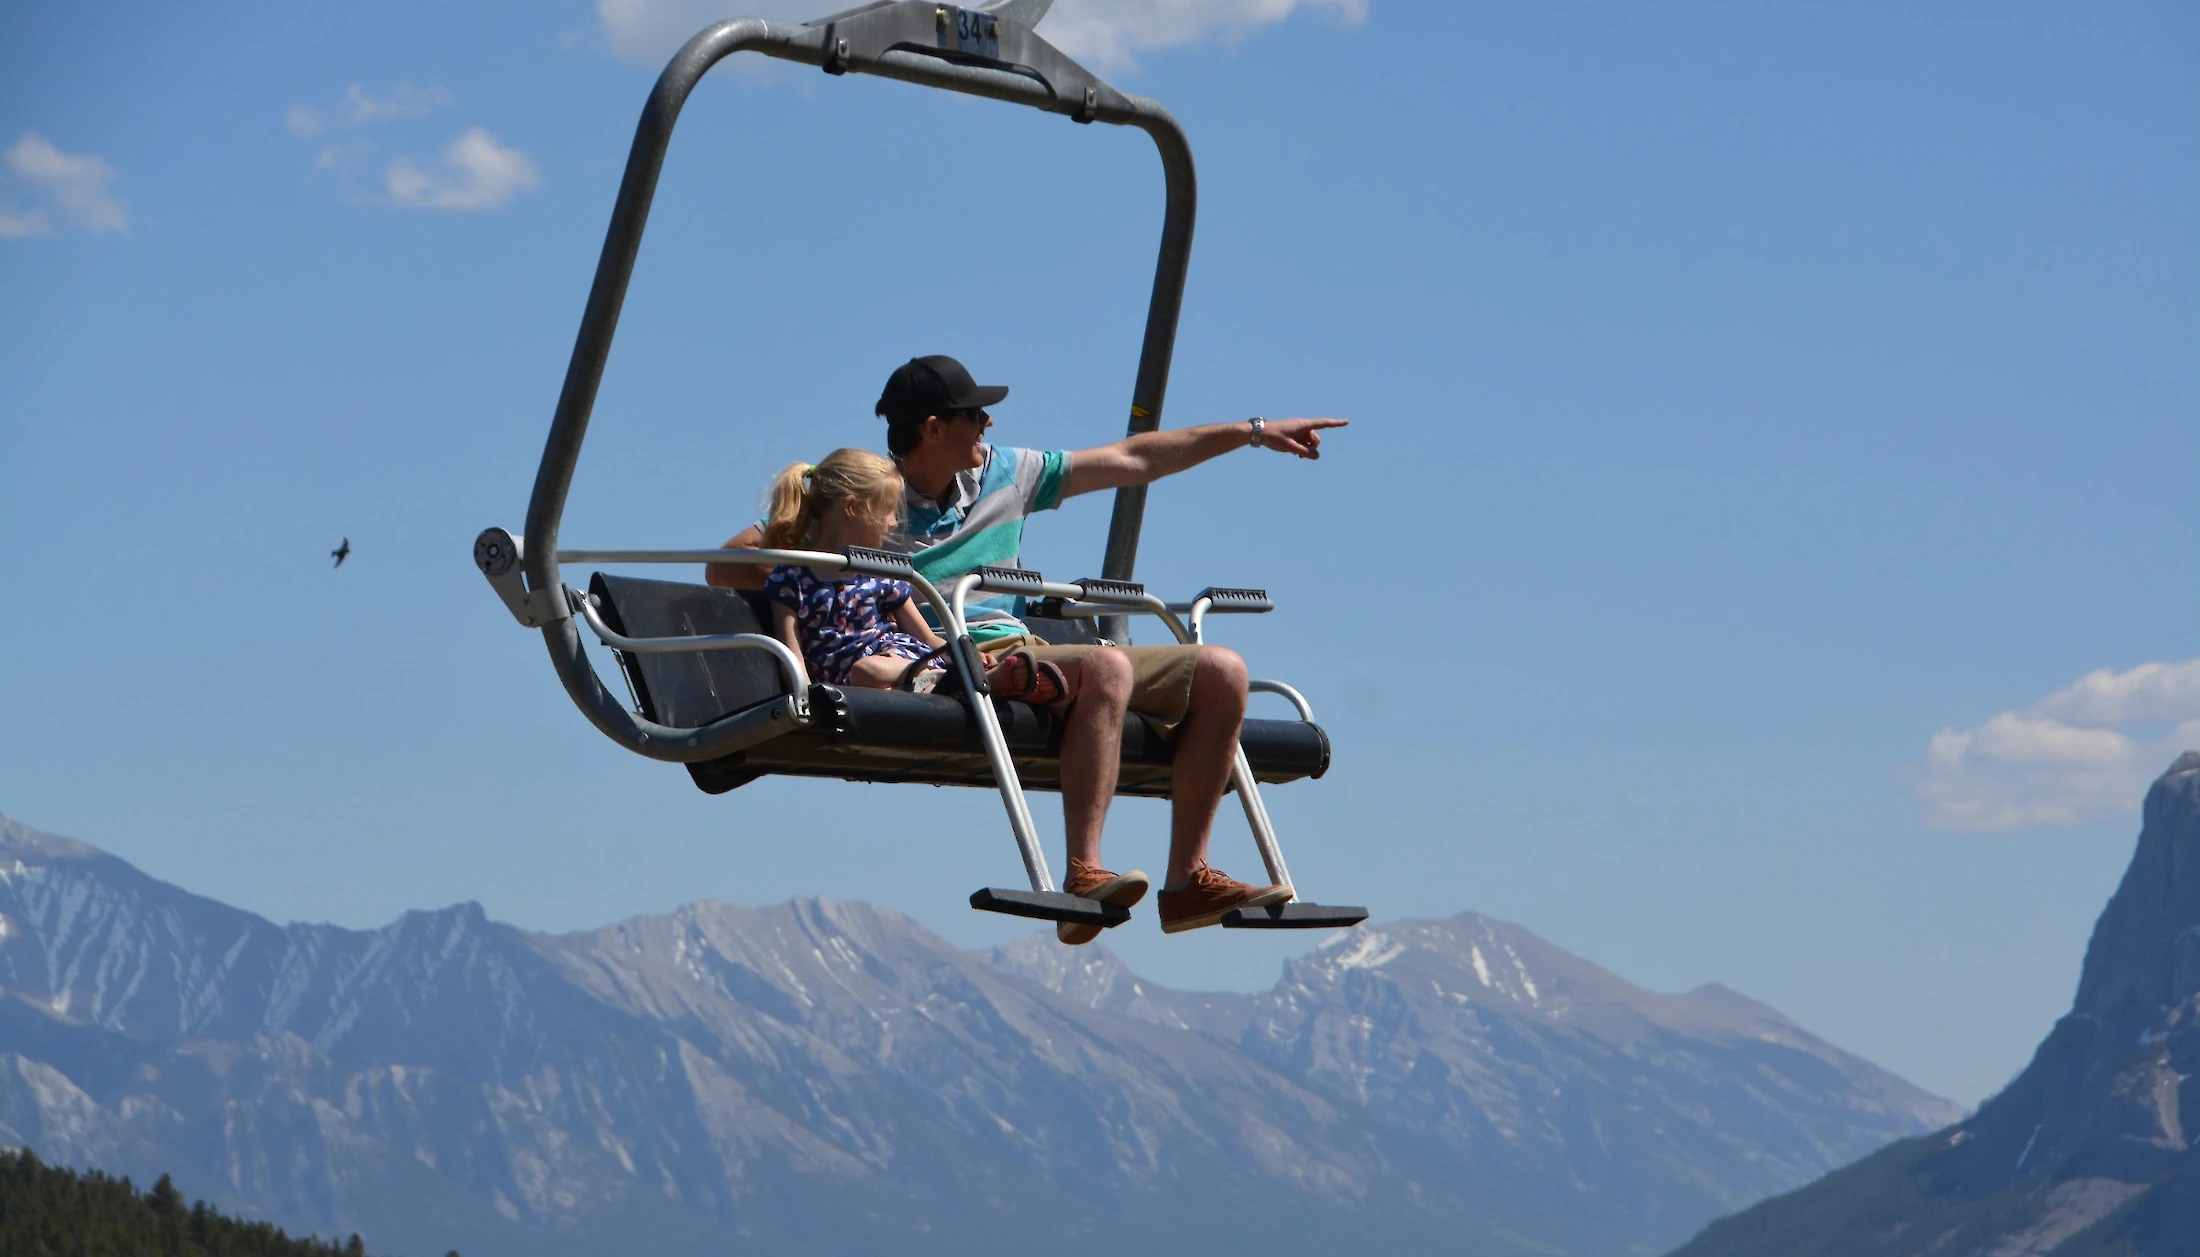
{"left": 970, "top": 888, "right": 1132, "bottom": 927}
{"left": 1220, "top": 903, "right": 1368, "bottom": 930}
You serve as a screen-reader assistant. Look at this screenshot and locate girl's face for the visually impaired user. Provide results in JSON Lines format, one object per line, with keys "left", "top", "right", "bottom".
{"left": 837, "top": 493, "right": 898, "bottom": 548}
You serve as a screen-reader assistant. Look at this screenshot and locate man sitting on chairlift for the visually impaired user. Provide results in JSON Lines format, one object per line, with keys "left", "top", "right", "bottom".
{"left": 711, "top": 354, "right": 1347, "bottom": 945}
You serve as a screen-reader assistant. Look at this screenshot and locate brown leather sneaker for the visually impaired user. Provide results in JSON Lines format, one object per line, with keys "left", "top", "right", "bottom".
{"left": 1156, "top": 863, "right": 1292, "bottom": 934}
{"left": 1056, "top": 860, "right": 1150, "bottom": 946}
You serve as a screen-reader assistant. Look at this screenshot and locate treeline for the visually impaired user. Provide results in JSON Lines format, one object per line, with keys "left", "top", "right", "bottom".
{"left": 0, "top": 1147, "right": 446, "bottom": 1257}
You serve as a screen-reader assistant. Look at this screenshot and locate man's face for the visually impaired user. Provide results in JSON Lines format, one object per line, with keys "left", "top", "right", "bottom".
{"left": 926, "top": 408, "right": 991, "bottom": 472}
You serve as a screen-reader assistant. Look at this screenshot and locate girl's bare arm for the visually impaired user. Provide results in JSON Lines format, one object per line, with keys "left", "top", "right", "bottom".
{"left": 769, "top": 604, "right": 812, "bottom": 687}
{"left": 892, "top": 599, "right": 945, "bottom": 648}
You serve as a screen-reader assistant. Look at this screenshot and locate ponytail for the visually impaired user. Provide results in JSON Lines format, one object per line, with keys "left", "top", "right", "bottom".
{"left": 758, "top": 448, "right": 902, "bottom": 550}
{"left": 760, "top": 462, "right": 817, "bottom": 549}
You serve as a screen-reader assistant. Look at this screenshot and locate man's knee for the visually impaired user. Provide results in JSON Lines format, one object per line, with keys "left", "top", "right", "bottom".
{"left": 1081, "top": 646, "right": 1133, "bottom": 706}
{"left": 1191, "top": 646, "right": 1248, "bottom": 706}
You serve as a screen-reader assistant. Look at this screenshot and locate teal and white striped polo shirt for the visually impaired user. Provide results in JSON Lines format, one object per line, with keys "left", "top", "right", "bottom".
{"left": 891, "top": 444, "right": 1071, "bottom": 642}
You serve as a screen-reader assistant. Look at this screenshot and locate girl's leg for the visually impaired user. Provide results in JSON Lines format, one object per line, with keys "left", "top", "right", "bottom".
{"left": 845, "top": 653, "right": 916, "bottom": 689}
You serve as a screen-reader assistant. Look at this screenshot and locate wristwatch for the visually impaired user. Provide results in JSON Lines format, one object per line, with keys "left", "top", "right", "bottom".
{"left": 1247, "top": 417, "right": 1266, "bottom": 448}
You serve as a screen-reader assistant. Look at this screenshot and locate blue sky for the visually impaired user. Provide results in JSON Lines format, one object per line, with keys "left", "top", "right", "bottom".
{"left": 1, "top": 0, "right": 2193, "bottom": 1107}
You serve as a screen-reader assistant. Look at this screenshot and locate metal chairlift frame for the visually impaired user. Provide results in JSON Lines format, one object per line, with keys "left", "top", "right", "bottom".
{"left": 474, "top": 1, "right": 1364, "bottom": 933}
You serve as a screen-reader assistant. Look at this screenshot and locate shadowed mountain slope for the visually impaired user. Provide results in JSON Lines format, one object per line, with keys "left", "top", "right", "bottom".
{"left": 0, "top": 810, "right": 1953, "bottom": 1257}
{"left": 1670, "top": 752, "right": 2200, "bottom": 1257}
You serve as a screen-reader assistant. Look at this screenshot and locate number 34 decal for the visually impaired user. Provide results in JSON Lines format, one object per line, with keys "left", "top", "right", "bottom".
{"left": 942, "top": 6, "right": 1001, "bottom": 60}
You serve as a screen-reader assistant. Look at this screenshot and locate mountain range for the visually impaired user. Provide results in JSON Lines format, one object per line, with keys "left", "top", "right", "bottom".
{"left": 1671, "top": 752, "right": 2200, "bottom": 1257}
{"left": 0, "top": 808, "right": 1956, "bottom": 1256}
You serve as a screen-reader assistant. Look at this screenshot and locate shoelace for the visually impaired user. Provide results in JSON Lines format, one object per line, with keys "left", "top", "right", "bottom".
{"left": 1171, "top": 862, "right": 1235, "bottom": 894}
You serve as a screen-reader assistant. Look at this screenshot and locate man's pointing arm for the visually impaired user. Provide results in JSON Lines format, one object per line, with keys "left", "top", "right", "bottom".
{"left": 1061, "top": 417, "right": 1349, "bottom": 499}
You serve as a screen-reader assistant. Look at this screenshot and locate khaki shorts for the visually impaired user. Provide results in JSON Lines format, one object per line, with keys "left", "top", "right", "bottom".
{"left": 979, "top": 634, "right": 1201, "bottom": 739}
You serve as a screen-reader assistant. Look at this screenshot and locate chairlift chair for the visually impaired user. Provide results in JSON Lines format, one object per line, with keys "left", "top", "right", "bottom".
{"left": 473, "top": 0, "right": 1364, "bottom": 935}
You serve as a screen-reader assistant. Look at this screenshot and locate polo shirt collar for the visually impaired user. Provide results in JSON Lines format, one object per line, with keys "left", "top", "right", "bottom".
{"left": 900, "top": 446, "right": 991, "bottom": 523}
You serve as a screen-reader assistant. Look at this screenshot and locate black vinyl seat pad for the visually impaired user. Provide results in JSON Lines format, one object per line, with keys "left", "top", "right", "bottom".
{"left": 590, "top": 572, "right": 1330, "bottom": 796}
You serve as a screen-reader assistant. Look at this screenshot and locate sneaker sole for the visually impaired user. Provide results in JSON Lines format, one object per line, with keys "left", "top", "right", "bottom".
{"left": 1159, "top": 885, "right": 1294, "bottom": 934}
{"left": 1056, "top": 872, "right": 1151, "bottom": 946}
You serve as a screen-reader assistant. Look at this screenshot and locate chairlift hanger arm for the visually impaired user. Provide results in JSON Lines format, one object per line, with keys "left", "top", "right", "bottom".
{"left": 515, "top": 4, "right": 1195, "bottom": 730}
{"left": 481, "top": 10, "right": 1360, "bottom": 929}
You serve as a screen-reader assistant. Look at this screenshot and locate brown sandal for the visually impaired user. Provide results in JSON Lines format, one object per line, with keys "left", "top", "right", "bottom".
{"left": 991, "top": 649, "right": 1068, "bottom": 706}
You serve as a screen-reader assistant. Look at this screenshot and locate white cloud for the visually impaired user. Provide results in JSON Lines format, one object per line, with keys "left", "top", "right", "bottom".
{"left": 289, "top": 84, "right": 450, "bottom": 140}
{"left": 2032, "top": 659, "right": 2200, "bottom": 725}
{"left": 385, "top": 127, "right": 540, "bottom": 211}
{"left": 1045, "top": 0, "right": 1367, "bottom": 69}
{"left": 286, "top": 104, "right": 327, "bottom": 140}
{"left": 1917, "top": 659, "right": 2200, "bottom": 831}
{"left": 0, "top": 204, "right": 50, "bottom": 238}
{"left": 342, "top": 83, "right": 453, "bottom": 124}
{"left": 288, "top": 86, "right": 536, "bottom": 212}
{"left": 4, "top": 132, "right": 127, "bottom": 234}
{"left": 592, "top": 0, "right": 1365, "bottom": 69}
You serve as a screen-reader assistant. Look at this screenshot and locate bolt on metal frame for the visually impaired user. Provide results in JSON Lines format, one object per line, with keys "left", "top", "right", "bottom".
{"left": 480, "top": 2, "right": 1363, "bottom": 929}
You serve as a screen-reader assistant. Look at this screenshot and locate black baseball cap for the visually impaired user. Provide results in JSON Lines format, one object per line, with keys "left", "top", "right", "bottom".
{"left": 874, "top": 355, "right": 1009, "bottom": 422}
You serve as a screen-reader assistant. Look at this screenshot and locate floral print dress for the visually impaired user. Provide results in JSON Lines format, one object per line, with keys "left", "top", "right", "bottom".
{"left": 763, "top": 565, "right": 939, "bottom": 685}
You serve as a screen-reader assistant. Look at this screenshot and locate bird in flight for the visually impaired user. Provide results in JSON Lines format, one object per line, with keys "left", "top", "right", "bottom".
{"left": 331, "top": 538, "right": 351, "bottom": 568}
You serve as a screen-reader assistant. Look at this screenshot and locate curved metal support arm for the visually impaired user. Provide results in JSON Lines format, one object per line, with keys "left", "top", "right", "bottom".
{"left": 576, "top": 592, "right": 808, "bottom": 695}
{"left": 1248, "top": 679, "right": 1316, "bottom": 723}
{"left": 542, "top": 613, "right": 805, "bottom": 764}
{"left": 1186, "top": 595, "right": 1211, "bottom": 644}
{"left": 1135, "top": 593, "right": 1197, "bottom": 647}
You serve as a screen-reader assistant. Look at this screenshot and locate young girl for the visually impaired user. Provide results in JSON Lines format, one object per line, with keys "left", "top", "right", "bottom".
{"left": 760, "top": 448, "right": 1065, "bottom": 701}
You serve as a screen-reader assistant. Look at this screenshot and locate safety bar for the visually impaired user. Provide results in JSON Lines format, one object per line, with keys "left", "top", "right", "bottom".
{"left": 1181, "top": 590, "right": 1296, "bottom": 892}
{"left": 561, "top": 548, "right": 1314, "bottom": 730}
{"left": 557, "top": 546, "right": 975, "bottom": 672}
{"left": 559, "top": 546, "right": 1259, "bottom": 646}
{"left": 1039, "top": 598, "right": 1272, "bottom": 618}
{"left": 940, "top": 568, "right": 1300, "bottom": 893}
{"left": 945, "top": 572, "right": 1053, "bottom": 892}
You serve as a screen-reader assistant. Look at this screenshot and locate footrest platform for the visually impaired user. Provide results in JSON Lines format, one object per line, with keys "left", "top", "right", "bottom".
{"left": 1221, "top": 902, "right": 1368, "bottom": 930}
{"left": 970, "top": 887, "right": 1132, "bottom": 927}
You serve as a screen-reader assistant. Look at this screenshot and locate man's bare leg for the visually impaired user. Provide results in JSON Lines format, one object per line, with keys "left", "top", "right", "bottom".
{"left": 1164, "top": 646, "right": 1249, "bottom": 889}
{"left": 1056, "top": 648, "right": 1131, "bottom": 868}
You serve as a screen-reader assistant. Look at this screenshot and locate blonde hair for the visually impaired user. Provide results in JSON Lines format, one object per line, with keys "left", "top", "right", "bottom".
{"left": 760, "top": 447, "right": 902, "bottom": 549}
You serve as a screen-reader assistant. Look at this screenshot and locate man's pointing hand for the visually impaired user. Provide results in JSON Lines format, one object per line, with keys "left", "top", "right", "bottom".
{"left": 1256, "top": 417, "right": 1350, "bottom": 460}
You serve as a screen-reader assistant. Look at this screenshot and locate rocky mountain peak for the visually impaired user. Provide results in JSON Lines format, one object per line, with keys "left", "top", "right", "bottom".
{"left": 2074, "top": 752, "right": 2200, "bottom": 1020}
{"left": 1672, "top": 752, "right": 2200, "bottom": 1257}
{"left": 1285, "top": 911, "right": 1616, "bottom": 1013}
{"left": 0, "top": 811, "right": 102, "bottom": 863}
{"left": 1934, "top": 752, "right": 2200, "bottom": 1197}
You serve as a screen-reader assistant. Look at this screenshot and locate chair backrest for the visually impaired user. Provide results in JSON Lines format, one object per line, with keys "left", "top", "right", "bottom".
{"left": 1020, "top": 611, "right": 1104, "bottom": 646}
{"left": 588, "top": 573, "right": 786, "bottom": 728}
